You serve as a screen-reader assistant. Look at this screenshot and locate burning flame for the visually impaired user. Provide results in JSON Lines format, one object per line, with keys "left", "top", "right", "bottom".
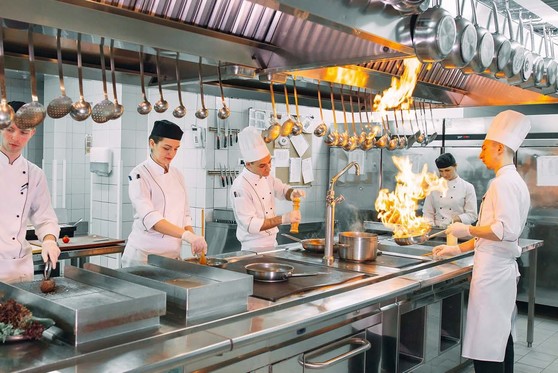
{"left": 375, "top": 156, "right": 448, "bottom": 238}
{"left": 373, "top": 58, "right": 422, "bottom": 114}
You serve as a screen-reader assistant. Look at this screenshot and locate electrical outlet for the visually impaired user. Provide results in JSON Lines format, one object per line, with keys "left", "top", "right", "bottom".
{"left": 238, "top": 158, "right": 245, "bottom": 166}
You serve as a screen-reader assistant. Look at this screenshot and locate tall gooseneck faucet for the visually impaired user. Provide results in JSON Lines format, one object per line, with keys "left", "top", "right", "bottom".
{"left": 324, "top": 161, "right": 361, "bottom": 265}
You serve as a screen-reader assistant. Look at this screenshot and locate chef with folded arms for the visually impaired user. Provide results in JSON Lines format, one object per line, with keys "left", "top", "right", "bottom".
{"left": 122, "top": 120, "right": 207, "bottom": 267}
{"left": 231, "top": 126, "right": 304, "bottom": 252}
{"left": 0, "top": 101, "right": 60, "bottom": 283}
{"left": 433, "top": 110, "right": 531, "bottom": 373}
{"left": 423, "top": 152, "right": 478, "bottom": 228}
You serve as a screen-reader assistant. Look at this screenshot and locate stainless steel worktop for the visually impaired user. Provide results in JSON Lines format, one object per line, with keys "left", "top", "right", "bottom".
{"left": 0, "top": 239, "right": 543, "bottom": 372}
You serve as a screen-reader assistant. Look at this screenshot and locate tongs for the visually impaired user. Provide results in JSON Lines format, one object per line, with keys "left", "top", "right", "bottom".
{"left": 43, "top": 260, "right": 52, "bottom": 280}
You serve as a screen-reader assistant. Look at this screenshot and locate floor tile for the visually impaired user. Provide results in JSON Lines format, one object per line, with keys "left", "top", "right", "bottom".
{"left": 518, "top": 351, "right": 557, "bottom": 369}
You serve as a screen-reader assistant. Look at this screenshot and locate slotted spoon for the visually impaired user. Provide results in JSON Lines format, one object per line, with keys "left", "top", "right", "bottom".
{"left": 47, "top": 29, "right": 72, "bottom": 119}
{"left": 109, "top": 39, "right": 124, "bottom": 119}
{"left": 91, "top": 37, "right": 115, "bottom": 124}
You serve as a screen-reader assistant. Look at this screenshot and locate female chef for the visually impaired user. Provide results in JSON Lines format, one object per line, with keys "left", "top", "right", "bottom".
{"left": 230, "top": 126, "right": 304, "bottom": 252}
{"left": 122, "top": 120, "right": 207, "bottom": 267}
{"left": 422, "top": 152, "right": 478, "bottom": 228}
{"left": 0, "top": 101, "right": 60, "bottom": 283}
{"left": 433, "top": 110, "right": 531, "bottom": 372}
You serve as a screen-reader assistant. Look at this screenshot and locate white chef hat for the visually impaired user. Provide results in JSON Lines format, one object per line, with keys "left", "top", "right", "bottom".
{"left": 238, "top": 126, "right": 270, "bottom": 162}
{"left": 485, "top": 110, "right": 531, "bottom": 152}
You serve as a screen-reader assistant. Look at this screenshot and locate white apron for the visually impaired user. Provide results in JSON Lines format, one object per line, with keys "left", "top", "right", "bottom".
{"left": 122, "top": 159, "right": 189, "bottom": 267}
{"left": 462, "top": 249, "right": 520, "bottom": 361}
{"left": 0, "top": 254, "right": 34, "bottom": 283}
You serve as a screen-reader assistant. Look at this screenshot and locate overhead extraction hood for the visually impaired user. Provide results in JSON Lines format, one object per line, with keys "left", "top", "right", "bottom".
{"left": 1, "top": 0, "right": 558, "bottom": 108}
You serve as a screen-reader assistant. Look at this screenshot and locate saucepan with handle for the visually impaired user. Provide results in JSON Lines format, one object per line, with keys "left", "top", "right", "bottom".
{"left": 393, "top": 229, "right": 447, "bottom": 246}
{"left": 281, "top": 233, "right": 347, "bottom": 253}
{"left": 245, "top": 263, "right": 324, "bottom": 282}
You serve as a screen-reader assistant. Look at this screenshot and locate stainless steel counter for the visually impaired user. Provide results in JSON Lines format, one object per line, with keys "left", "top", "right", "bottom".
{"left": 0, "top": 239, "right": 543, "bottom": 372}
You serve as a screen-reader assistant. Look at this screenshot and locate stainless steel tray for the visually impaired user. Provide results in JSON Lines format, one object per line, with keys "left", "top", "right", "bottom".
{"left": 85, "top": 255, "right": 253, "bottom": 322}
{"left": 0, "top": 266, "right": 166, "bottom": 345}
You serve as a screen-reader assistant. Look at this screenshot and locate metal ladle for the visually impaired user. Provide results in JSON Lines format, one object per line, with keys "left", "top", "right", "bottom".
{"left": 172, "top": 52, "right": 186, "bottom": 118}
{"left": 344, "top": 89, "right": 359, "bottom": 151}
{"left": 337, "top": 85, "right": 349, "bottom": 148}
{"left": 47, "top": 29, "right": 73, "bottom": 119}
{"left": 15, "top": 26, "right": 47, "bottom": 129}
{"left": 324, "top": 83, "right": 340, "bottom": 146}
{"left": 217, "top": 61, "right": 230, "bottom": 120}
{"left": 425, "top": 102, "right": 438, "bottom": 145}
{"left": 263, "top": 83, "right": 281, "bottom": 143}
{"left": 153, "top": 49, "right": 168, "bottom": 113}
{"left": 70, "top": 33, "right": 91, "bottom": 122}
{"left": 136, "top": 46, "right": 152, "bottom": 115}
{"left": 195, "top": 56, "right": 208, "bottom": 120}
{"left": 280, "top": 84, "right": 295, "bottom": 137}
{"left": 291, "top": 77, "right": 303, "bottom": 136}
{"left": 0, "top": 19, "right": 14, "bottom": 129}
{"left": 109, "top": 40, "right": 124, "bottom": 120}
{"left": 313, "top": 80, "right": 327, "bottom": 137}
{"left": 91, "top": 37, "right": 115, "bottom": 124}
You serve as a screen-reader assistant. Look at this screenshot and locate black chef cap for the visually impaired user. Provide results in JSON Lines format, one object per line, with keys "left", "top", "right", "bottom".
{"left": 150, "top": 120, "right": 183, "bottom": 141}
{"left": 8, "top": 101, "right": 26, "bottom": 113}
{"left": 435, "top": 153, "right": 456, "bottom": 169}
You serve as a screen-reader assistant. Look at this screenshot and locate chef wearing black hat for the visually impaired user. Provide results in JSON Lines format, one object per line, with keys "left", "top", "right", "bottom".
{"left": 122, "top": 120, "right": 207, "bottom": 267}
{"left": 422, "top": 152, "right": 478, "bottom": 228}
{"left": 0, "top": 101, "right": 60, "bottom": 282}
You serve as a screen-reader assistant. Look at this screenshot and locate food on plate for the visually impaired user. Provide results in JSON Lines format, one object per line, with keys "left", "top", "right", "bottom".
{"left": 0, "top": 299, "right": 46, "bottom": 342}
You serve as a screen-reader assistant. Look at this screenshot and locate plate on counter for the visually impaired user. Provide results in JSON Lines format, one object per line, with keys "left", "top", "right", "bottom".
{"left": 1, "top": 317, "right": 55, "bottom": 343}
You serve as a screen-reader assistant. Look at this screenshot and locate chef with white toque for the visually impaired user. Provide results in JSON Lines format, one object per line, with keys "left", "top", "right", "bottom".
{"left": 433, "top": 110, "right": 531, "bottom": 372}
{"left": 230, "top": 126, "right": 304, "bottom": 252}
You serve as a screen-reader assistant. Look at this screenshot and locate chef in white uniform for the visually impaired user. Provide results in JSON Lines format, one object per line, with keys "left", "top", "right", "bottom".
{"left": 230, "top": 126, "right": 304, "bottom": 252}
{"left": 433, "top": 110, "right": 531, "bottom": 373}
{"left": 0, "top": 101, "right": 60, "bottom": 283}
{"left": 423, "top": 152, "right": 478, "bottom": 228}
{"left": 122, "top": 120, "right": 207, "bottom": 267}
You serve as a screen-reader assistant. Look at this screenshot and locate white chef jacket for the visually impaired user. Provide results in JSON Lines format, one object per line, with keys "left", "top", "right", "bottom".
{"left": 0, "top": 151, "right": 59, "bottom": 283}
{"left": 122, "top": 156, "right": 192, "bottom": 267}
{"left": 423, "top": 176, "right": 478, "bottom": 227}
{"left": 462, "top": 165, "right": 530, "bottom": 362}
{"left": 230, "top": 168, "right": 290, "bottom": 252}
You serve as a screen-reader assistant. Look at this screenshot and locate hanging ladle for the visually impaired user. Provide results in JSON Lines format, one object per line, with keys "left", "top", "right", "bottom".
{"left": 47, "top": 29, "right": 73, "bottom": 119}
{"left": 291, "top": 77, "right": 303, "bottom": 136}
{"left": 136, "top": 46, "right": 152, "bottom": 115}
{"left": 313, "top": 80, "right": 327, "bottom": 137}
{"left": 324, "top": 83, "right": 340, "bottom": 146}
{"left": 195, "top": 56, "right": 208, "bottom": 120}
{"left": 16, "top": 26, "right": 47, "bottom": 129}
{"left": 263, "top": 83, "right": 281, "bottom": 143}
{"left": 153, "top": 49, "right": 168, "bottom": 113}
{"left": 280, "top": 84, "right": 295, "bottom": 137}
{"left": 217, "top": 61, "right": 230, "bottom": 120}
{"left": 70, "top": 33, "right": 91, "bottom": 121}
{"left": 172, "top": 52, "right": 186, "bottom": 118}
{"left": 425, "top": 102, "right": 438, "bottom": 145}
{"left": 0, "top": 19, "right": 14, "bottom": 129}
{"left": 91, "top": 37, "right": 115, "bottom": 124}
{"left": 338, "top": 85, "right": 349, "bottom": 148}
{"left": 109, "top": 39, "right": 124, "bottom": 120}
{"left": 343, "top": 88, "right": 358, "bottom": 151}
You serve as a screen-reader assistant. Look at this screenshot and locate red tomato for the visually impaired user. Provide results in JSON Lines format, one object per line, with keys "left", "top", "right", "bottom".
{"left": 62, "top": 236, "right": 70, "bottom": 244}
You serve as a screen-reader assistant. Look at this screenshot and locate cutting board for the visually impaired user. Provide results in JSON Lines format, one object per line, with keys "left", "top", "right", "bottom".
{"left": 30, "top": 235, "right": 125, "bottom": 251}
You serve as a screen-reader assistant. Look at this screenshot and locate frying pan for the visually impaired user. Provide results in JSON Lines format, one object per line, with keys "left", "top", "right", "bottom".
{"left": 393, "top": 229, "right": 446, "bottom": 246}
{"left": 281, "top": 233, "right": 346, "bottom": 253}
{"left": 185, "top": 257, "right": 228, "bottom": 268}
{"left": 245, "top": 263, "right": 323, "bottom": 282}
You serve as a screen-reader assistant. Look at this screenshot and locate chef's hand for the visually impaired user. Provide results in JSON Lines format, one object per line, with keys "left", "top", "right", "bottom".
{"left": 291, "top": 189, "right": 306, "bottom": 199}
{"left": 181, "top": 231, "right": 207, "bottom": 256}
{"left": 446, "top": 222, "right": 471, "bottom": 238}
{"left": 432, "top": 245, "right": 461, "bottom": 259}
{"left": 281, "top": 210, "right": 301, "bottom": 224}
{"left": 41, "top": 240, "right": 61, "bottom": 269}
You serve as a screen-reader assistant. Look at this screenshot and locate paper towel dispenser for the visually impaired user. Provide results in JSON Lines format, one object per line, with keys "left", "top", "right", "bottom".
{"left": 90, "top": 147, "right": 112, "bottom": 176}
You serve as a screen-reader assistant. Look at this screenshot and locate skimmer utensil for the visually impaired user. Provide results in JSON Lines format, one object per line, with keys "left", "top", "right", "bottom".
{"left": 195, "top": 56, "right": 208, "bottom": 119}
{"left": 313, "top": 80, "right": 327, "bottom": 137}
{"left": 172, "top": 52, "right": 186, "bottom": 118}
{"left": 109, "top": 39, "right": 124, "bottom": 119}
{"left": 15, "top": 26, "right": 46, "bottom": 129}
{"left": 70, "top": 33, "right": 92, "bottom": 121}
{"left": 91, "top": 37, "right": 115, "bottom": 124}
{"left": 263, "top": 82, "right": 281, "bottom": 143}
{"left": 47, "top": 29, "right": 73, "bottom": 119}
{"left": 154, "top": 49, "right": 168, "bottom": 113}
{"left": 0, "top": 19, "right": 14, "bottom": 129}
{"left": 280, "top": 84, "right": 295, "bottom": 137}
{"left": 137, "top": 46, "right": 152, "bottom": 115}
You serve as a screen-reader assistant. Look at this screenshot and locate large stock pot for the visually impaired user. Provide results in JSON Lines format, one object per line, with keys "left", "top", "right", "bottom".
{"left": 338, "top": 232, "right": 379, "bottom": 262}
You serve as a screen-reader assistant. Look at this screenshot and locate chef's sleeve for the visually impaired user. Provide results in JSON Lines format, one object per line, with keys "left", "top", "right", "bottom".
{"left": 458, "top": 183, "right": 478, "bottom": 225}
{"left": 128, "top": 172, "right": 165, "bottom": 231}
{"left": 29, "top": 172, "right": 60, "bottom": 241}
{"left": 490, "top": 180, "right": 523, "bottom": 241}
{"left": 422, "top": 194, "right": 435, "bottom": 225}
{"left": 231, "top": 186, "right": 264, "bottom": 234}
{"left": 272, "top": 177, "right": 291, "bottom": 200}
